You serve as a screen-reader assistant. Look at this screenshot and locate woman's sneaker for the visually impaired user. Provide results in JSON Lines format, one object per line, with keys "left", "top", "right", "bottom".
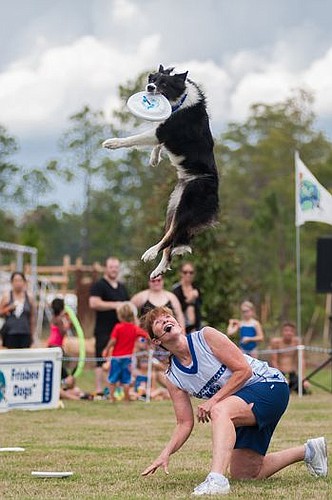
{"left": 304, "top": 437, "right": 328, "bottom": 477}
{"left": 192, "top": 473, "right": 230, "bottom": 496}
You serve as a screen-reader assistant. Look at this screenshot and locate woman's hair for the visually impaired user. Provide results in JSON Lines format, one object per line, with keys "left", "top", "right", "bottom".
{"left": 51, "top": 298, "right": 65, "bottom": 316}
{"left": 141, "top": 306, "right": 173, "bottom": 339}
{"left": 180, "top": 261, "right": 195, "bottom": 271}
{"left": 10, "top": 271, "right": 26, "bottom": 282}
{"left": 117, "top": 302, "right": 138, "bottom": 323}
{"left": 241, "top": 300, "right": 255, "bottom": 312}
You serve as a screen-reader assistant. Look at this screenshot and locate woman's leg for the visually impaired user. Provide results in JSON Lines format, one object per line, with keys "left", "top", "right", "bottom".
{"left": 210, "top": 387, "right": 308, "bottom": 480}
{"left": 230, "top": 446, "right": 305, "bottom": 479}
{"left": 210, "top": 396, "right": 256, "bottom": 475}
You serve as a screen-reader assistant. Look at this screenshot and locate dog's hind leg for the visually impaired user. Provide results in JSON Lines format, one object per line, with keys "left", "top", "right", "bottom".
{"left": 141, "top": 183, "right": 183, "bottom": 262}
{"left": 171, "top": 245, "right": 192, "bottom": 257}
{"left": 148, "top": 242, "right": 191, "bottom": 279}
{"left": 149, "top": 248, "right": 172, "bottom": 279}
{"left": 141, "top": 221, "right": 174, "bottom": 262}
{"left": 141, "top": 243, "right": 161, "bottom": 262}
{"left": 147, "top": 241, "right": 191, "bottom": 279}
{"left": 148, "top": 243, "right": 192, "bottom": 278}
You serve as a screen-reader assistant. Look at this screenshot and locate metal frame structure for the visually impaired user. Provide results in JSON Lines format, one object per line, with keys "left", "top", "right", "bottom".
{"left": 0, "top": 241, "right": 38, "bottom": 295}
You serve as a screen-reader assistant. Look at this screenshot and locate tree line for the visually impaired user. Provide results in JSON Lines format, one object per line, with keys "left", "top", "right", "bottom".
{"left": 1, "top": 73, "right": 331, "bottom": 336}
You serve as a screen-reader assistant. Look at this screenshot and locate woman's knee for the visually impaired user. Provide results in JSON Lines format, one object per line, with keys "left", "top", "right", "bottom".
{"left": 210, "top": 402, "right": 232, "bottom": 422}
{"left": 230, "top": 462, "right": 261, "bottom": 480}
{"left": 230, "top": 449, "right": 264, "bottom": 480}
{"left": 210, "top": 397, "right": 254, "bottom": 424}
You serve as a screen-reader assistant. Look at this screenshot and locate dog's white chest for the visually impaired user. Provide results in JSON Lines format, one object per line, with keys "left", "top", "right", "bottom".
{"left": 165, "top": 150, "right": 187, "bottom": 178}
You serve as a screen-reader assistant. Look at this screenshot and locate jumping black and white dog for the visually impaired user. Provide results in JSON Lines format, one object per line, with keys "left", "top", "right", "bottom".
{"left": 103, "top": 65, "right": 219, "bottom": 279}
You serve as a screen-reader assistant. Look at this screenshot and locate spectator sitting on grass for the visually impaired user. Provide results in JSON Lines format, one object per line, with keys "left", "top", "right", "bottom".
{"left": 47, "top": 298, "right": 70, "bottom": 349}
{"left": 130, "top": 337, "right": 170, "bottom": 401}
{"left": 60, "top": 374, "right": 92, "bottom": 401}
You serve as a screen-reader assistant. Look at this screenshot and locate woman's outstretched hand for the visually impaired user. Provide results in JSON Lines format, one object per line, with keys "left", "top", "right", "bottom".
{"left": 141, "top": 455, "right": 170, "bottom": 476}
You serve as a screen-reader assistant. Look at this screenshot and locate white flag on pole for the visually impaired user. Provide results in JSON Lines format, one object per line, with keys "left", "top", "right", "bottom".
{"left": 295, "top": 152, "right": 332, "bottom": 227}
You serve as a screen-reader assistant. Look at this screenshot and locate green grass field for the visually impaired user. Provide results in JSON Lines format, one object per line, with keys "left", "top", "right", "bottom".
{"left": 0, "top": 377, "right": 331, "bottom": 500}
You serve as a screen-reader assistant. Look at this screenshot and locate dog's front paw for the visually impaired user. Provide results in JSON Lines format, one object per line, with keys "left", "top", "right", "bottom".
{"left": 102, "top": 138, "right": 124, "bottom": 150}
{"left": 149, "top": 146, "right": 162, "bottom": 167}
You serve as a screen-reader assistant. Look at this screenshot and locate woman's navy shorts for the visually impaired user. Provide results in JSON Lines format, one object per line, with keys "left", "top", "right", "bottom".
{"left": 234, "top": 381, "right": 290, "bottom": 456}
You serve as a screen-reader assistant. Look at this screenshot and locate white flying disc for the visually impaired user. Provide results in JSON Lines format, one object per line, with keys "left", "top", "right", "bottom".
{"left": 0, "top": 447, "right": 25, "bottom": 452}
{"left": 31, "top": 471, "right": 73, "bottom": 478}
{"left": 127, "top": 91, "right": 172, "bottom": 121}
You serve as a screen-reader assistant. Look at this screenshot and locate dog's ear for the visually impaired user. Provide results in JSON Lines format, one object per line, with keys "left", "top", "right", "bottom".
{"left": 176, "top": 71, "right": 188, "bottom": 81}
{"left": 164, "top": 67, "right": 175, "bottom": 75}
{"left": 158, "top": 64, "right": 164, "bottom": 73}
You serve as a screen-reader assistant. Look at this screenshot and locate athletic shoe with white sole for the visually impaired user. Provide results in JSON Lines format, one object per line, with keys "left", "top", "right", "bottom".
{"left": 305, "top": 436, "right": 328, "bottom": 477}
{"left": 192, "top": 473, "right": 230, "bottom": 496}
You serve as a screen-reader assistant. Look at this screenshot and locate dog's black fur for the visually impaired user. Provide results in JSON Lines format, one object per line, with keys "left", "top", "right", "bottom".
{"left": 103, "top": 65, "right": 219, "bottom": 278}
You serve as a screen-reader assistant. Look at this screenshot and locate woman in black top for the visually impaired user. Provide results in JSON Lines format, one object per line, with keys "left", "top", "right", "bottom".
{"left": 131, "top": 276, "right": 185, "bottom": 328}
{"left": 0, "top": 272, "right": 36, "bottom": 348}
{"left": 172, "top": 262, "right": 202, "bottom": 333}
{"left": 131, "top": 276, "right": 185, "bottom": 376}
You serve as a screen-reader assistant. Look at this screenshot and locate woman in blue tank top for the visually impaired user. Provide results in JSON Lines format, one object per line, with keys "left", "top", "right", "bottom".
{"left": 140, "top": 306, "right": 327, "bottom": 496}
{"left": 227, "top": 301, "right": 264, "bottom": 357}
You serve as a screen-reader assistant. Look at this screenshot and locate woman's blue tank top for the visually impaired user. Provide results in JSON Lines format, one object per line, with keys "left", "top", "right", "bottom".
{"left": 239, "top": 325, "right": 257, "bottom": 352}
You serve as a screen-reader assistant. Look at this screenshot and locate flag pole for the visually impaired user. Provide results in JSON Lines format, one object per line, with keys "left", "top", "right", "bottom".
{"left": 296, "top": 223, "right": 302, "bottom": 341}
{"left": 295, "top": 151, "right": 303, "bottom": 397}
{"left": 295, "top": 151, "right": 302, "bottom": 341}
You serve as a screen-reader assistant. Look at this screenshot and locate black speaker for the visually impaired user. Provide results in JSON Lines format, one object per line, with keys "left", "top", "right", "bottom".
{"left": 316, "top": 237, "right": 332, "bottom": 293}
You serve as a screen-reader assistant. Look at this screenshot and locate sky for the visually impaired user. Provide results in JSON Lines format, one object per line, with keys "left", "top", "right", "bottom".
{"left": 1, "top": 0, "right": 332, "bottom": 211}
